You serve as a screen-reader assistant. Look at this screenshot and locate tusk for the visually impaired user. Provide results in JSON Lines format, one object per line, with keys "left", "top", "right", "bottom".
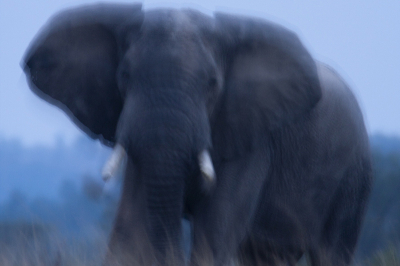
{"left": 198, "top": 150, "right": 216, "bottom": 183}
{"left": 102, "top": 144, "right": 127, "bottom": 182}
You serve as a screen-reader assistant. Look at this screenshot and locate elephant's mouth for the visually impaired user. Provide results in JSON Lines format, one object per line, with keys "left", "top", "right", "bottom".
{"left": 102, "top": 143, "right": 215, "bottom": 184}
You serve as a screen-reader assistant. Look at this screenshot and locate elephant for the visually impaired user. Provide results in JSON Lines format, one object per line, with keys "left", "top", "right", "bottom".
{"left": 22, "top": 3, "right": 372, "bottom": 266}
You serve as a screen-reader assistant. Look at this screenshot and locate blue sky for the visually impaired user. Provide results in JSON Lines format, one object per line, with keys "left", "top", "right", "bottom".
{"left": 1, "top": 0, "right": 399, "bottom": 147}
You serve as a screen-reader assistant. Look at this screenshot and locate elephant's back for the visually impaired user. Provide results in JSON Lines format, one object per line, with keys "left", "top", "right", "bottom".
{"left": 313, "top": 62, "right": 370, "bottom": 163}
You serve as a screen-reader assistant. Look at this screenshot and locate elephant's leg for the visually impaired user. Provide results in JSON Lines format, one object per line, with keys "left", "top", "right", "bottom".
{"left": 104, "top": 159, "right": 154, "bottom": 266}
{"left": 190, "top": 149, "right": 270, "bottom": 266}
{"left": 310, "top": 160, "right": 372, "bottom": 266}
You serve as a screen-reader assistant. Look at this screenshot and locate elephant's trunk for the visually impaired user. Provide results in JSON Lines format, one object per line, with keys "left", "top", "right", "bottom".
{"left": 144, "top": 163, "right": 185, "bottom": 254}
{"left": 138, "top": 142, "right": 190, "bottom": 261}
{"left": 113, "top": 90, "right": 212, "bottom": 259}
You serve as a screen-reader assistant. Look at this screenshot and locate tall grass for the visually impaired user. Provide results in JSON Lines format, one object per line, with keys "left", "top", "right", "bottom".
{"left": 0, "top": 222, "right": 108, "bottom": 266}
{"left": 1, "top": 221, "right": 399, "bottom": 266}
{"left": 364, "top": 246, "right": 400, "bottom": 266}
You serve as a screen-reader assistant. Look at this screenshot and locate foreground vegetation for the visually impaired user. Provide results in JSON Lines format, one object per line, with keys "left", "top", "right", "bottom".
{"left": 0, "top": 223, "right": 107, "bottom": 265}
{"left": 0, "top": 225, "right": 399, "bottom": 266}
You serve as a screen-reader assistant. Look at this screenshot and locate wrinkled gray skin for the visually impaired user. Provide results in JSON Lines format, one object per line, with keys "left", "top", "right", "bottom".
{"left": 23, "top": 3, "right": 372, "bottom": 266}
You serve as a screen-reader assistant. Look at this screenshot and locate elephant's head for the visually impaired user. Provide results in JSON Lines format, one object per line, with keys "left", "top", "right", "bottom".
{"left": 23, "top": 3, "right": 321, "bottom": 262}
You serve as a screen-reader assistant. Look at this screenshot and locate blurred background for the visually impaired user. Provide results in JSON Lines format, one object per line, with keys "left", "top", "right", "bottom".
{"left": 0, "top": 0, "right": 399, "bottom": 265}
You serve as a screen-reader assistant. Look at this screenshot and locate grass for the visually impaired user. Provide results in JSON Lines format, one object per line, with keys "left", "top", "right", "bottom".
{"left": 1, "top": 222, "right": 399, "bottom": 266}
{"left": 0, "top": 222, "right": 108, "bottom": 266}
{"left": 363, "top": 246, "right": 400, "bottom": 266}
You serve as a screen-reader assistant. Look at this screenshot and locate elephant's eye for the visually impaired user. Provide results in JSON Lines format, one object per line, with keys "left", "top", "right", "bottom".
{"left": 205, "top": 76, "right": 220, "bottom": 107}
{"left": 118, "top": 69, "right": 131, "bottom": 95}
{"left": 120, "top": 70, "right": 130, "bottom": 81}
{"left": 208, "top": 77, "right": 217, "bottom": 88}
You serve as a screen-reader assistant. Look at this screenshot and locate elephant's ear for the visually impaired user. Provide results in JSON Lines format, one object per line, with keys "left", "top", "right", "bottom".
{"left": 23, "top": 4, "right": 143, "bottom": 146}
{"left": 211, "top": 13, "right": 321, "bottom": 159}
